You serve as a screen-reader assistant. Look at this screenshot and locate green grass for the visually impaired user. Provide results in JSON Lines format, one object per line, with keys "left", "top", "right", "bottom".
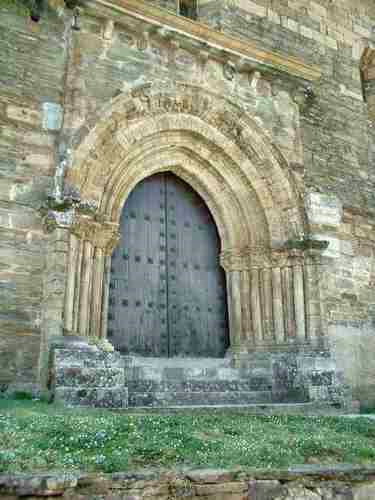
{"left": 1, "top": 399, "right": 375, "bottom": 473}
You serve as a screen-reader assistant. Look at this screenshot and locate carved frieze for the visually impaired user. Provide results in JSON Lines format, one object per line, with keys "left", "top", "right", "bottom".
{"left": 220, "top": 246, "right": 312, "bottom": 270}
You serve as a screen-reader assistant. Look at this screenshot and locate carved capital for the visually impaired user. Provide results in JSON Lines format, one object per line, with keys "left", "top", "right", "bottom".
{"left": 220, "top": 248, "right": 248, "bottom": 271}
{"left": 71, "top": 216, "right": 120, "bottom": 255}
{"left": 95, "top": 223, "right": 121, "bottom": 256}
{"left": 221, "top": 246, "right": 275, "bottom": 270}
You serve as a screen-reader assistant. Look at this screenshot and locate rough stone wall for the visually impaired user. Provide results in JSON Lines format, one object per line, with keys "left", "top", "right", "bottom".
{"left": 1, "top": 468, "right": 375, "bottom": 499}
{"left": 0, "top": 5, "right": 67, "bottom": 387}
{"left": 0, "top": 0, "right": 375, "bottom": 404}
{"left": 199, "top": 0, "right": 375, "bottom": 404}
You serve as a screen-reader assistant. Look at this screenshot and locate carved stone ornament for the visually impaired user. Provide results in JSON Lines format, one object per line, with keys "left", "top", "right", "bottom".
{"left": 223, "top": 62, "right": 235, "bottom": 81}
{"left": 71, "top": 216, "right": 120, "bottom": 254}
{"left": 220, "top": 248, "right": 248, "bottom": 271}
{"left": 136, "top": 35, "right": 148, "bottom": 51}
{"left": 43, "top": 209, "right": 75, "bottom": 233}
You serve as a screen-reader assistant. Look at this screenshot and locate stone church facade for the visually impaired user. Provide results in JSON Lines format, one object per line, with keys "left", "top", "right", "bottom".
{"left": 1, "top": 0, "right": 375, "bottom": 408}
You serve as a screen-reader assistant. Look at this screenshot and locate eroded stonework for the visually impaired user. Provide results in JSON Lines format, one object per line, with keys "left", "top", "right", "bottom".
{"left": 0, "top": 0, "right": 374, "bottom": 408}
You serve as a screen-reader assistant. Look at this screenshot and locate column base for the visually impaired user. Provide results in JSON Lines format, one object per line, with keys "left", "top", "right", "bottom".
{"left": 50, "top": 335, "right": 128, "bottom": 408}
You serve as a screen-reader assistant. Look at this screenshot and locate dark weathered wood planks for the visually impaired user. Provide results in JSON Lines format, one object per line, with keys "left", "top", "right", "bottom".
{"left": 108, "top": 173, "right": 229, "bottom": 357}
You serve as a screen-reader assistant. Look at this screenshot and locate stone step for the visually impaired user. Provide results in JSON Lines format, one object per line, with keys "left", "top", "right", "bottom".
{"left": 128, "top": 390, "right": 272, "bottom": 407}
{"left": 55, "top": 386, "right": 128, "bottom": 408}
{"left": 128, "top": 379, "right": 272, "bottom": 393}
{"left": 124, "top": 356, "right": 240, "bottom": 382}
{"left": 120, "top": 401, "right": 352, "bottom": 415}
{"left": 55, "top": 366, "right": 124, "bottom": 388}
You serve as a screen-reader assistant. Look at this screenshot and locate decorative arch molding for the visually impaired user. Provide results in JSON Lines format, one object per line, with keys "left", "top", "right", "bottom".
{"left": 46, "top": 82, "right": 326, "bottom": 365}
{"left": 361, "top": 47, "right": 375, "bottom": 120}
{"left": 67, "top": 82, "right": 303, "bottom": 247}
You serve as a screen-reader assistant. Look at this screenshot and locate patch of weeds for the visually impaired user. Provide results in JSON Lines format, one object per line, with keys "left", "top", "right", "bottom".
{"left": 1, "top": 402, "right": 375, "bottom": 473}
{"left": 12, "top": 391, "right": 33, "bottom": 401}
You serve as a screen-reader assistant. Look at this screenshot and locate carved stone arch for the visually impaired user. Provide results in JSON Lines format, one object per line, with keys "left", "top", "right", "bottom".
{"left": 67, "top": 82, "right": 304, "bottom": 245}
{"left": 103, "top": 137, "right": 267, "bottom": 251}
{"left": 60, "top": 82, "right": 325, "bottom": 361}
{"left": 105, "top": 146, "right": 251, "bottom": 251}
{"left": 361, "top": 47, "right": 375, "bottom": 120}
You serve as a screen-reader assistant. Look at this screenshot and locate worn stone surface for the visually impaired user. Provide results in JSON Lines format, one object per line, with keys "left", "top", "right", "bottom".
{"left": 1, "top": 468, "right": 375, "bottom": 499}
{"left": 0, "top": 0, "right": 374, "bottom": 407}
{"left": 52, "top": 340, "right": 128, "bottom": 407}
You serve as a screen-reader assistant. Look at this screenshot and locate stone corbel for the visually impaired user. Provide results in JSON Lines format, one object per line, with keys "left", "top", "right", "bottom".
{"left": 293, "top": 84, "right": 316, "bottom": 113}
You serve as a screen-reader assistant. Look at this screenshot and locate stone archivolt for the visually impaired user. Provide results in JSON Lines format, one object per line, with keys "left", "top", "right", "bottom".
{"left": 46, "top": 82, "right": 327, "bottom": 361}
{"left": 361, "top": 47, "right": 375, "bottom": 121}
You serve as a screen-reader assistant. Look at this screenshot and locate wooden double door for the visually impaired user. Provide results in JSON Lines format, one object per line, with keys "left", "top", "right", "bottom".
{"left": 108, "top": 173, "right": 229, "bottom": 357}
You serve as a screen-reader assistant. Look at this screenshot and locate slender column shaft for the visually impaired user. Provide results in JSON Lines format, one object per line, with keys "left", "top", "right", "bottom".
{"left": 227, "top": 270, "right": 242, "bottom": 348}
{"left": 101, "top": 255, "right": 112, "bottom": 340}
{"left": 240, "top": 270, "right": 252, "bottom": 345}
{"left": 78, "top": 240, "right": 94, "bottom": 336}
{"left": 281, "top": 266, "right": 295, "bottom": 339}
{"left": 272, "top": 267, "right": 285, "bottom": 344}
{"left": 250, "top": 268, "right": 263, "bottom": 344}
{"left": 293, "top": 264, "right": 306, "bottom": 342}
{"left": 304, "top": 262, "right": 322, "bottom": 343}
{"left": 72, "top": 239, "right": 83, "bottom": 333}
{"left": 90, "top": 247, "right": 105, "bottom": 338}
{"left": 261, "top": 267, "right": 274, "bottom": 342}
{"left": 64, "top": 234, "right": 79, "bottom": 333}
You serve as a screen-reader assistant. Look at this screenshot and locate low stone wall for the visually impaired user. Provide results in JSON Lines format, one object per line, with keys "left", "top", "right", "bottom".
{"left": 1, "top": 466, "right": 375, "bottom": 499}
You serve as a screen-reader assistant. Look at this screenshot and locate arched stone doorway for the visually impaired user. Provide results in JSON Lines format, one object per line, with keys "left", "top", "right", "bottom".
{"left": 40, "top": 83, "right": 328, "bottom": 393}
{"left": 108, "top": 172, "right": 229, "bottom": 358}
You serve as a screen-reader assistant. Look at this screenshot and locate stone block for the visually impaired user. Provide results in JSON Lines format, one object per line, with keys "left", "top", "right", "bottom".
{"left": 6, "top": 105, "right": 41, "bottom": 127}
{"left": 248, "top": 479, "right": 286, "bottom": 500}
{"left": 305, "top": 192, "right": 343, "bottom": 227}
{"left": 42, "top": 102, "right": 63, "bottom": 131}
{"left": 54, "top": 366, "right": 125, "bottom": 388}
{"left": 194, "top": 481, "right": 247, "bottom": 496}
{"left": 54, "top": 386, "right": 128, "bottom": 408}
{"left": 52, "top": 343, "right": 128, "bottom": 408}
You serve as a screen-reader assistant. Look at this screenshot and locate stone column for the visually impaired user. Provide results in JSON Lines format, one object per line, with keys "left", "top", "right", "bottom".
{"left": 69, "top": 217, "right": 120, "bottom": 339}
{"left": 293, "top": 263, "right": 306, "bottom": 343}
{"left": 101, "top": 255, "right": 112, "bottom": 341}
{"left": 260, "top": 267, "right": 274, "bottom": 342}
{"left": 281, "top": 266, "right": 295, "bottom": 339}
{"left": 64, "top": 233, "right": 79, "bottom": 333}
{"left": 272, "top": 267, "right": 285, "bottom": 344}
{"left": 227, "top": 270, "right": 243, "bottom": 350}
{"left": 240, "top": 270, "right": 253, "bottom": 346}
{"left": 250, "top": 268, "right": 263, "bottom": 345}
{"left": 90, "top": 247, "right": 105, "bottom": 338}
{"left": 90, "top": 223, "right": 120, "bottom": 339}
{"left": 78, "top": 240, "right": 94, "bottom": 337}
{"left": 72, "top": 239, "right": 83, "bottom": 334}
{"left": 221, "top": 250, "right": 250, "bottom": 357}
